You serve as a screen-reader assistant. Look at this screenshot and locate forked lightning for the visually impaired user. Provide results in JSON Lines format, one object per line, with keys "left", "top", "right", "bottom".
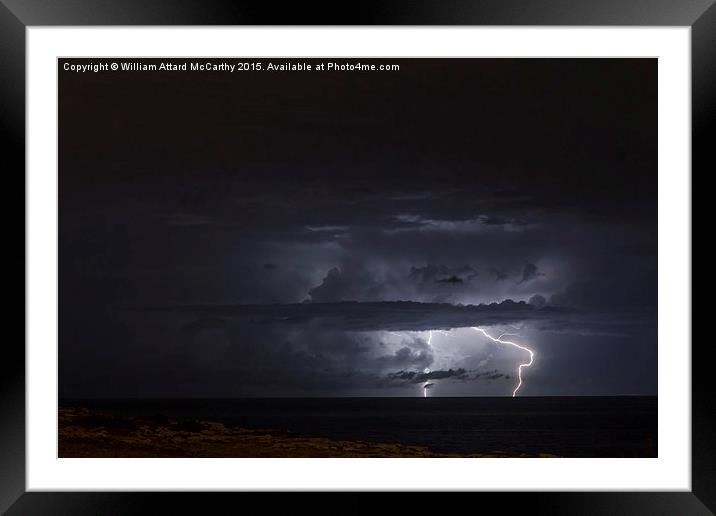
{"left": 472, "top": 327, "right": 534, "bottom": 397}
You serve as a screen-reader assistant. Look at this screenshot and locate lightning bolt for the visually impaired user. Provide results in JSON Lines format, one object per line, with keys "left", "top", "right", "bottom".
{"left": 472, "top": 327, "right": 534, "bottom": 397}
{"left": 424, "top": 330, "right": 434, "bottom": 397}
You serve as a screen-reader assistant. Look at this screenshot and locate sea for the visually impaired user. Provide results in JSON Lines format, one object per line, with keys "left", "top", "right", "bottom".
{"left": 63, "top": 396, "right": 657, "bottom": 458}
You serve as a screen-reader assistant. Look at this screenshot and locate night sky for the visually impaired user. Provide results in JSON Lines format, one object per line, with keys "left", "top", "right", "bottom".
{"left": 59, "top": 58, "right": 657, "bottom": 398}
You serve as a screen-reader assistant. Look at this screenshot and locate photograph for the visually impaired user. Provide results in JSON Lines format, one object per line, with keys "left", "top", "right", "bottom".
{"left": 57, "top": 57, "right": 658, "bottom": 459}
{"left": 2, "top": 0, "right": 708, "bottom": 506}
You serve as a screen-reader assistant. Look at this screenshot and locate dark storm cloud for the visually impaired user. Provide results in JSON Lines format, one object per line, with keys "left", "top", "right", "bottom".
{"left": 489, "top": 268, "right": 509, "bottom": 281}
{"left": 386, "top": 368, "right": 512, "bottom": 387}
{"left": 518, "top": 263, "right": 543, "bottom": 284}
{"left": 388, "top": 368, "right": 468, "bottom": 384}
{"left": 307, "top": 267, "right": 347, "bottom": 302}
{"left": 528, "top": 294, "right": 547, "bottom": 309}
{"left": 387, "top": 370, "right": 418, "bottom": 381}
{"left": 474, "top": 370, "right": 507, "bottom": 380}
{"left": 531, "top": 314, "right": 650, "bottom": 338}
{"left": 134, "top": 299, "right": 566, "bottom": 333}
{"left": 410, "top": 265, "right": 476, "bottom": 285}
{"left": 479, "top": 215, "right": 528, "bottom": 227}
{"left": 395, "top": 264, "right": 481, "bottom": 300}
{"left": 307, "top": 267, "right": 378, "bottom": 303}
{"left": 436, "top": 275, "right": 464, "bottom": 285}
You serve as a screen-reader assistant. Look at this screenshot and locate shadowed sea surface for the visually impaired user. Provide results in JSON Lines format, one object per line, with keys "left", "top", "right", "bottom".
{"left": 63, "top": 396, "right": 657, "bottom": 457}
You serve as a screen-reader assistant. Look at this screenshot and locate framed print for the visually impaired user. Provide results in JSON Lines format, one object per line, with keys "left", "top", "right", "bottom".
{"left": 3, "top": 0, "right": 708, "bottom": 513}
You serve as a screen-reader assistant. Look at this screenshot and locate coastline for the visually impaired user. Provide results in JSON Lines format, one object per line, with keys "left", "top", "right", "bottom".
{"left": 59, "top": 406, "right": 557, "bottom": 458}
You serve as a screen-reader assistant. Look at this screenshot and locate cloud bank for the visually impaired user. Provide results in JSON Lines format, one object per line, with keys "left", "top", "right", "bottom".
{"left": 134, "top": 299, "right": 569, "bottom": 333}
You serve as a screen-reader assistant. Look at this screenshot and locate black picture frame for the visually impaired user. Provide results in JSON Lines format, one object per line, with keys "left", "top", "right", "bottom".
{"left": 2, "top": 1, "right": 707, "bottom": 513}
